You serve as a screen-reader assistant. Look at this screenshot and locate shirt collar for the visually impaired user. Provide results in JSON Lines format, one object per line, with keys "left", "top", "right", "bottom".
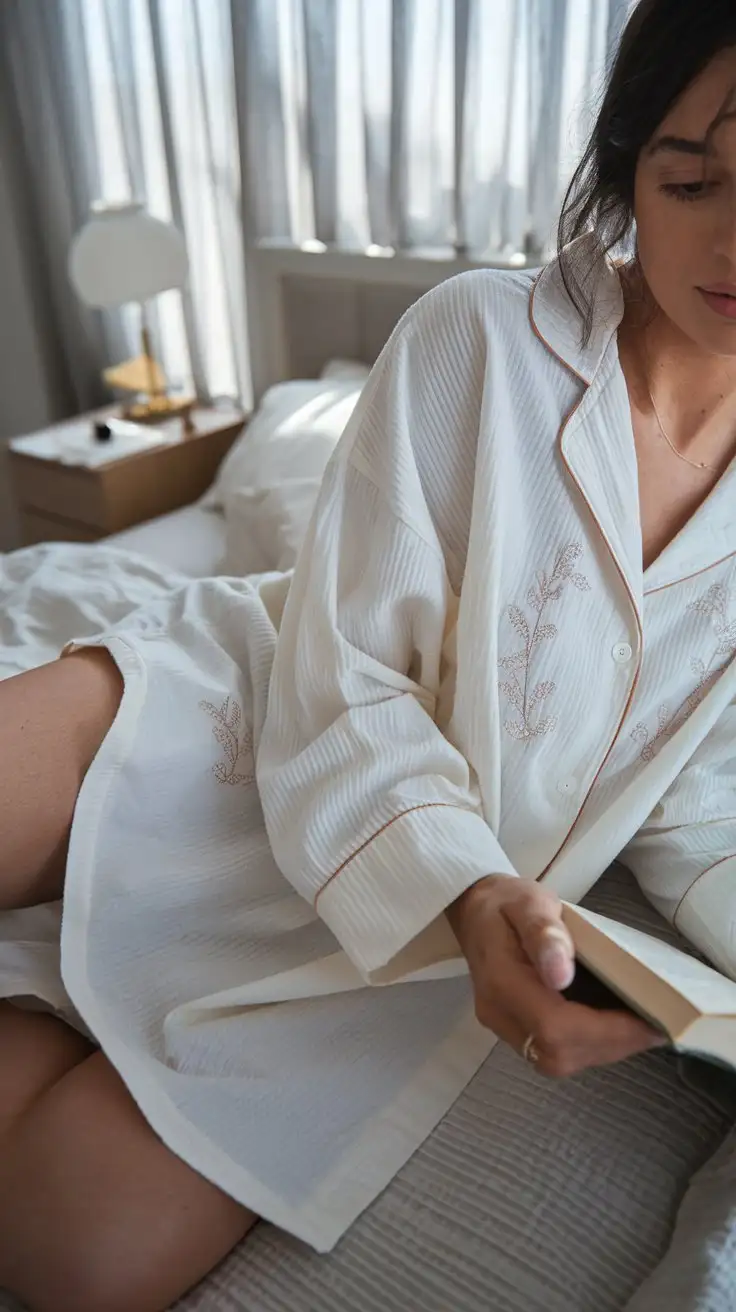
{"left": 530, "top": 235, "right": 625, "bottom": 386}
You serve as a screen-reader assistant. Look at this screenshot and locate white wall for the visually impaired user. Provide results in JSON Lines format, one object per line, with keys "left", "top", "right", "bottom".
{"left": 0, "top": 117, "right": 58, "bottom": 550}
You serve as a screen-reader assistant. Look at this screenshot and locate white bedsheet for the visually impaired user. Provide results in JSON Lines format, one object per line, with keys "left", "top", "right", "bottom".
{"left": 0, "top": 543, "right": 184, "bottom": 679}
{"left": 108, "top": 503, "right": 226, "bottom": 577}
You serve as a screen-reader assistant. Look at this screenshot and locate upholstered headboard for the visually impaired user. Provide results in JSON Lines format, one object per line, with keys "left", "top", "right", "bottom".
{"left": 245, "top": 243, "right": 521, "bottom": 401}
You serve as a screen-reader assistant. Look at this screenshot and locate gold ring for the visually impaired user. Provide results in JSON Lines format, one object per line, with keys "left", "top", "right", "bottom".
{"left": 522, "top": 1034, "right": 540, "bottom": 1064}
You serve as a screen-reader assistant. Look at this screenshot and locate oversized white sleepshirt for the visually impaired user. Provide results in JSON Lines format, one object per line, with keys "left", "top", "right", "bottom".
{"left": 259, "top": 239, "right": 736, "bottom": 985}
{"left": 0, "top": 238, "right": 734, "bottom": 1253}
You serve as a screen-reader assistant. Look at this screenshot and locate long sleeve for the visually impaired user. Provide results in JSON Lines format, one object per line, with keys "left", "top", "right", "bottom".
{"left": 622, "top": 699, "right": 736, "bottom": 980}
{"left": 257, "top": 280, "right": 518, "bottom": 985}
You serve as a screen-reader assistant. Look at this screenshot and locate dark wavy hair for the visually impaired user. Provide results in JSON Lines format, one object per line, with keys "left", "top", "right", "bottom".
{"left": 558, "top": 0, "right": 736, "bottom": 343}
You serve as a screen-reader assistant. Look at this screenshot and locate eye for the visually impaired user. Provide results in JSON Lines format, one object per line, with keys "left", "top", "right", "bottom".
{"left": 660, "top": 180, "right": 717, "bottom": 203}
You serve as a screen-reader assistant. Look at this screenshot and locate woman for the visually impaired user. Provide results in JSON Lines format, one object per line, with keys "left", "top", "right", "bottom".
{"left": 2, "top": 0, "right": 736, "bottom": 1308}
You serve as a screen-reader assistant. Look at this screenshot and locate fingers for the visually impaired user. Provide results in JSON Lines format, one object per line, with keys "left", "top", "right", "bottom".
{"left": 493, "top": 970, "right": 665, "bottom": 1078}
{"left": 499, "top": 885, "right": 576, "bottom": 990}
{"left": 527, "top": 998, "right": 665, "bottom": 1078}
{"left": 453, "top": 877, "right": 666, "bottom": 1080}
{"left": 471, "top": 926, "right": 663, "bottom": 1079}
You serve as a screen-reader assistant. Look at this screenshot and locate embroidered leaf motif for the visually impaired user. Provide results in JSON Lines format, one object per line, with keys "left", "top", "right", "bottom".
{"left": 213, "top": 722, "right": 238, "bottom": 766}
{"left": 499, "top": 542, "right": 589, "bottom": 743}
{"left": 200, "top": 697, "right": 254, "bottom": 786}
{"left": 689, "top": 583, "right": 727, "bottom": 618}
{"left": 634, "top": 580, "right": 736, "bottom": 762}
{"left": 504, "top": 719, "right": 529, "bottom": 741}
{"left": 555, "top": 543, "right": 583, "bottom": 577}
{"left": 532, "top": 623, "right": 558, "bottom": 649}
{"left": 501, "top": 681, "right": 524, "bottom": 712}
{"left": 535, "top": 716, "right": 559, "bottom": 737}
{"left": 529, "top": 680, "right": 555, "bottom": 708}
{"left": 499, "top": 651, "right": 527, "bottom": 672}
{"left": 508, "top": 605, "right": 530, "bottom": 643}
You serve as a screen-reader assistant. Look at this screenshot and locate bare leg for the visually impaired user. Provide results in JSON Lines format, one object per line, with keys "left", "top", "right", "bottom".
{"left": 0, "top": 1002, "right": 93, "bottom": 1137}
{"left": 0, "top": 1047, "right": 256, "bottom": 1312}
{"left": 0, "top": 649, "right": 123, "bottom": 909}
{"left": 0, "top": 651, "right": 256, "bottom": 1309}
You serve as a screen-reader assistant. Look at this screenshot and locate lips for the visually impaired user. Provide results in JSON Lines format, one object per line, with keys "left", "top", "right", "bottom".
{"left": 698, "top": 287, "right": 736, "bottom": 320}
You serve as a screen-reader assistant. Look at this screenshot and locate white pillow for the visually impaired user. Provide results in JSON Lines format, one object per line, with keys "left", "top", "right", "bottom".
{"left": 222, "top": 478, "right": 322, "bottom": 575}
{"left": 203, "top": 378, "right": 363, "bottom": 512}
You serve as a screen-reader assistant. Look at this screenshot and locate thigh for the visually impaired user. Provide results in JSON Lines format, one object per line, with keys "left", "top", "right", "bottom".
{"left": 0, "top": 1051, "right": 256, "bottom": 1312}
{"left": 0, "top": 649, "right": 123, "bottom": 909}
{"left": 0, "top": 1001, "right": 92, "bottom": 1138}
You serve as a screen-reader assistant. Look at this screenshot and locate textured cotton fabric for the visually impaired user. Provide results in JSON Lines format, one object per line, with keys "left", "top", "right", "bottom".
{"left": 2, "top": 240, "right": 736, "bottom": 1256}
{"left": 260, "top": 240, "right": 736, "bottom": 984}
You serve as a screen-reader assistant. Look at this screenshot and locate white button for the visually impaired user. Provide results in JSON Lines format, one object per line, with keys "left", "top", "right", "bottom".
{"left": 556, "top": 777, "right": 578, "bottom": 796}
{"left": 612, "top": 641, "right": 633, "bottom": 665}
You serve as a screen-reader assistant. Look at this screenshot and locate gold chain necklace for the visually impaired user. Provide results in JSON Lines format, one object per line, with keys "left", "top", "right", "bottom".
{"left": 644, "top": 373, "right": 718, "bottom": 475}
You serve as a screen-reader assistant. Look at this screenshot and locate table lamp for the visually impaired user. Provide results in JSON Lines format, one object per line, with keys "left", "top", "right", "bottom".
{"left": 69, "top": 201, "right": 193, "bottom": 423}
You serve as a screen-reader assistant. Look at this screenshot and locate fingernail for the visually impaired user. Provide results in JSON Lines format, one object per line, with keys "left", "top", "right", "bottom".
{"left": 538, "top": 928, "right": 575, "bottom": 990}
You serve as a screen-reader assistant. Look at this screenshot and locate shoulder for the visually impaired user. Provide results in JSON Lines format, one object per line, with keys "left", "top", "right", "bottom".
{"left": 399, "top": 266, "right": 538, "bottom": 350}
{"left": 388, "top": 264, "right": 579, "bottom": 399}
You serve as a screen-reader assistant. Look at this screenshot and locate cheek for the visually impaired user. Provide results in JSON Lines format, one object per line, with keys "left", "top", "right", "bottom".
{"left": 636, "top": 192, "right": 698, "bottom": 301}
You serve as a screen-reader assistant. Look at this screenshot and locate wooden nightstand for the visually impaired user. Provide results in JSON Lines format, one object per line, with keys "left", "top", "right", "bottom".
{"left": 9, "top": 406, "right": 246, "bottom": 546}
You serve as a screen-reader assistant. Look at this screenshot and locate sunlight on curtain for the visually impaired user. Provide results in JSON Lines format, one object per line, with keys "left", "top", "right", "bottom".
{"left": 243, "top": 0, "right": 633, "bottom": 259}
{"left": 76, "top": 0, "right": 250, "bottom": 405}
{"left": 71, "top": 0, "right": 633, "bottom": 402}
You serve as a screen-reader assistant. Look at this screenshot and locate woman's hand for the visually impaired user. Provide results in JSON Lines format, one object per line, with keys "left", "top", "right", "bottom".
{"left": 447, "top": 875, "right": 664, "bottom": 1078}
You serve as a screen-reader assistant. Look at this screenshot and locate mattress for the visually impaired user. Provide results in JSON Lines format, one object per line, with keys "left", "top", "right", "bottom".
{"left": 108, "top": 504, "right": 226, "bottom": 578}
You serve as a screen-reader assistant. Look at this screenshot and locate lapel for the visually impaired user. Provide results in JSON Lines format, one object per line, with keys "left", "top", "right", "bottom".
{"left": 533, "top": 237, "right": 736, "bottom": 604}
{"left": 532, "top": 238, "right": 644, "bottom": 619}
{"left": 643, "top": 467, "right": 736, "bottom": 592}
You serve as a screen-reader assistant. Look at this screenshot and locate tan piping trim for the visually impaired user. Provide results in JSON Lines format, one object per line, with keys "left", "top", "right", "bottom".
{"left": 314, "top": 802, "right": 459, "bottom": 909}
{"left": 644, "top": 549, "right": 736, "bottom": 596}
{"left": 528, "top": 274, "right": 590, "bottom": 386}
{"left": 673, "top": 851, "right": 736, "bottom": 928}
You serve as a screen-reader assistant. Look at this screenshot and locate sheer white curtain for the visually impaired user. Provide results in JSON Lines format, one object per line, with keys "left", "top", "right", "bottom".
{"left": 236, "top": 0, "right": 633, "bottom": 259}
{"left": 2, "top": 0, "right": 250, "bottom": 409}
{"left": 80, "top": 0, "right": 250, "bottom": 405}
{"left": 4, "top": 0, "right": 632, "bottom": 416}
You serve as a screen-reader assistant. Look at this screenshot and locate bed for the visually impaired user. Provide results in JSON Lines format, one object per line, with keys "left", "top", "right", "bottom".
{"left": 109, "top": 504, "right": 226, "bottom": 578}
{"left": 2, "top": 246, "right": 735, "bottom": 1312}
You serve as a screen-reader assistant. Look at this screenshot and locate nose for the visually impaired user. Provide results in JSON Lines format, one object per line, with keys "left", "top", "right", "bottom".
{"left": 711, "top": 178, "right": 736, "bottom": 265}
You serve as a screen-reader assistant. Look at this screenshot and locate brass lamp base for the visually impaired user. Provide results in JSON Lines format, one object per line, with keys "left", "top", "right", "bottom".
{"left": 123, "top": 395, "right": 196, "bottom": 430}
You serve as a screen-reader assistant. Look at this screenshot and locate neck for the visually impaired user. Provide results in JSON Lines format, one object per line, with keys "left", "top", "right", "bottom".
{"left": 620, "top": 277, "right": 736, "bottom": 464}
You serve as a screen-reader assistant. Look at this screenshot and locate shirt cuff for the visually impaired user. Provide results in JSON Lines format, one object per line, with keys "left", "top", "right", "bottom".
{"left": 315, "top": 803, "right": 517, "bottom": 983}
{"left": 675, "top": 854, "right": 736, "bottom": 981}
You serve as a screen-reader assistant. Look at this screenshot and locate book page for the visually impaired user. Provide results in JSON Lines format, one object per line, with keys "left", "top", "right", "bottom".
{"left": 566, "top": 905, "right": 736, "bottom": 1016}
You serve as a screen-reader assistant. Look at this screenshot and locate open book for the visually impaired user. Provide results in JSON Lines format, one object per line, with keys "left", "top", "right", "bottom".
{"left": 561, "top": 903, "right": 736, "bottom": 1069}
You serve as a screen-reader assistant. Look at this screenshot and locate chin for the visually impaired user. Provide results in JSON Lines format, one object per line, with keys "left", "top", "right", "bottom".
{"left": 693, "top": 325, "right": 736, "bottom": 358}
{"left": 675, "top": 303, "right": 736, "bottom": 357}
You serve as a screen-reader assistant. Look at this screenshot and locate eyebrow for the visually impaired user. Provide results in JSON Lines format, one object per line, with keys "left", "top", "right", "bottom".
{"left": 648, "top": 134, "right": 707, "bottom": 158}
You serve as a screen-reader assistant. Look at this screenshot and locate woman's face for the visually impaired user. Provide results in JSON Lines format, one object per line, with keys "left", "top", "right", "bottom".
{"left": 634, "top": 49, "right": 736, "bottom": 355}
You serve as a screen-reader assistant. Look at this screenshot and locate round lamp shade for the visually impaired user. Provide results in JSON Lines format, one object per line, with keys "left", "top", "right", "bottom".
{"left": 69, "top": 201, "right": 188, "bottom": 308}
